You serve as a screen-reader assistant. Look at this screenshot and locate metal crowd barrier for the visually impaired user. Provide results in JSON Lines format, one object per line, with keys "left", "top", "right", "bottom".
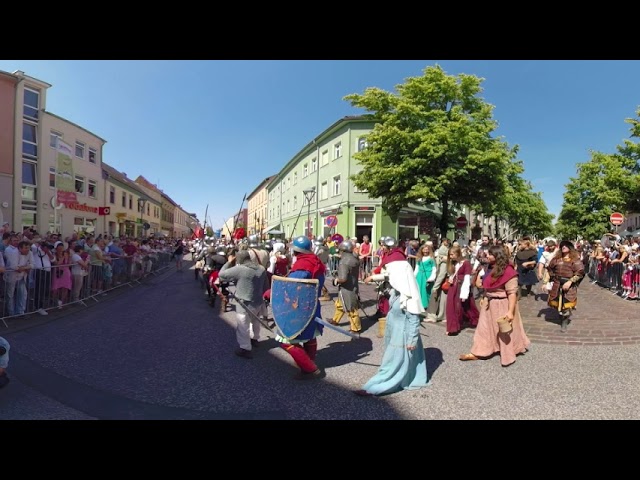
{"left": 587, "top": 257, "right": 640, "bottom": 300}
{"left": 1, "top": 250, "right": 177, "bottom": 327}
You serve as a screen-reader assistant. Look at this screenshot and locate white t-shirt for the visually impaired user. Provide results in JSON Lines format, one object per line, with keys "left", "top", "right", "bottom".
{"left": 71, "top": 253, "right": 85, "bottom": 276}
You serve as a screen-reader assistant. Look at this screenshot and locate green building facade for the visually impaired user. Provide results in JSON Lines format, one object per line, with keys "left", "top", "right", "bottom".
{"left": 266, "top": 116, "right": 444, "bottom": 244}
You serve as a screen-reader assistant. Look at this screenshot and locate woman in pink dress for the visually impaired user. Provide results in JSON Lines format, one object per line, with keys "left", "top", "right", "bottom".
{"left": 444, "top": 245, "right": 479, "bottom": 335}
{"left": 459, "top": 245, "right": 530, "bottom": 367}
{"left": 51, "top": 241, "right": 72, "bottom": 307}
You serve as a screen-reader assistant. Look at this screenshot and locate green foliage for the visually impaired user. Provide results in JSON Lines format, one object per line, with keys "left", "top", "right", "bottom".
{"left": 344, "top": 65, "right": 519, "bottom": 237}
{"left": 556, "top": 151, "right": 636, "bottom": 240}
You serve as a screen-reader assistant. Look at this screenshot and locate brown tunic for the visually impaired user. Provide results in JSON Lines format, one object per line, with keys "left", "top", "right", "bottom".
{"left": 547, "top": 255, "right": 585, "bottom": 308}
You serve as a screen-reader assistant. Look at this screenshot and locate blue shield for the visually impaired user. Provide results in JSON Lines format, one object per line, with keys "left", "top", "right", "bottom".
{"left": 271, "top": 276, "right": 319, "bottom": 339}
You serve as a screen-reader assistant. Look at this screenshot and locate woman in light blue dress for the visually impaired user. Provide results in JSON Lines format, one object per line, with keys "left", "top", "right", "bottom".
{"left": 357, "top": 240, "right": 429, "bottom": 396}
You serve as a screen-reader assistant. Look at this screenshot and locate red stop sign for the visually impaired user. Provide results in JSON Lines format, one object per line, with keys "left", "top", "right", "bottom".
{"left": 456, "top": 216, "right": 468, "bottom": 229}
{"left": 610, "top": 212, "right": 624, "bottom": 225}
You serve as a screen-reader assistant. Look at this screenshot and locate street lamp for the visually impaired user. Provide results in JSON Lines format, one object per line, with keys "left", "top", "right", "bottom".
{"left": 138, "top": 197, "right": 147, "bottom": 238}
{"left": 303, "top": 187, "right": 316, "bottom": 239}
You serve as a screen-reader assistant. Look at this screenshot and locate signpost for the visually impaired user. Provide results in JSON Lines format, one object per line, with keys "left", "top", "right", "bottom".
{"left": 455, "top": 216, "right": 468, "bottom": 229}
{"left": 325, "top": 215, "right": 338, "bottom": 228}
{"left": 610, "top": 212, "right": 624, "bottom": 226}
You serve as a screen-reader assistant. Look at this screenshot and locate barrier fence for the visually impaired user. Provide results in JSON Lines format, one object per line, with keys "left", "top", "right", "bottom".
{"left": 586, "top": 257, "right": 640, "bottom": 300}
{"left": 1, "top": 251, "right": 176, "bottom": 327}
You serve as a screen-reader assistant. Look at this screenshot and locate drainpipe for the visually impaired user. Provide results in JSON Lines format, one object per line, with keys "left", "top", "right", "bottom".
{"left": 313, "top": 138, "right": 320, "bottom": 238}
{"left": 12, "top": 76, "right": 25, "bottom": 231}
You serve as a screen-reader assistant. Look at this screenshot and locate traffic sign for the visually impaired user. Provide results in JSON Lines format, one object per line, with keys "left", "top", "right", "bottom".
{"left": 455, "top": 216, "right": 468, "bottom": 229}
{"left": 331, "top": 234, "right": 344, "bottom": 244}
{"left": 610, "top": 212, "right": 624, "bottom": 226}
{"left": 326, "top": 215, "right": 338, "bottom": 228}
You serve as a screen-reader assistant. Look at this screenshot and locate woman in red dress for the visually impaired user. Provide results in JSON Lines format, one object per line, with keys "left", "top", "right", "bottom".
{"left": 445, "top": 245, "right": 479, "bottom": 335}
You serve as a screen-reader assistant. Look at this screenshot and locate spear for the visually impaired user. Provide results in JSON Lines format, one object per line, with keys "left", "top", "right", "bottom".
{"left": 232, "top": 193, "right": 247, "bottom": 237}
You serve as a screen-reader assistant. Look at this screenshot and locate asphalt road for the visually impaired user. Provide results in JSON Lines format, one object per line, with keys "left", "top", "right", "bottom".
{"left": 2, "top": 266, "right": 640, "bottom": 420}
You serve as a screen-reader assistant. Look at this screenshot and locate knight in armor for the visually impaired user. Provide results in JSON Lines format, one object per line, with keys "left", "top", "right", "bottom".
{"left": 275, "top": 236, "right": 325, "bottom": 380}
{"left": 313, "top": 236, "right": 331, "bottom": 301}
{"left": 208, "top": 245, "right": 231, "bottom": 311}
{"left": 329, "top": 240, "right": 362, "bottom": 334}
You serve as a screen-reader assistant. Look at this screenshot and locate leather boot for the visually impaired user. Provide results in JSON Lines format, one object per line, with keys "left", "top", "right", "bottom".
{"left": 377, "top": 318, "right": 386, "bottom": 338}
{"left": 221, "top": 296, "right": 228, "bottom": 312}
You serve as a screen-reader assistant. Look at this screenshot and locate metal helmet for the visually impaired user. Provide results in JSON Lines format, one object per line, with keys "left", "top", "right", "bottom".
{"left": 338, "top": 240, "right": 354, "bottom": 252}
{"left": 216, "top": 246, "right": 228, "bottom": 256}
{"left": 263, "top": 243, "right": 273, "bottom": 252}
{"left": 384, "top": 236, "right": 397, "bottom": 248}
{"left": 248, "top": 234, "right": 259, "bottom": 248}
{"left": 314, "top": 235, "right": 325, "bottom": 246}
{"left": 292, "top": 235, "right": 313, "bottom": 254}
{"left": 207, "top": 246, "right": 216, "bottom": 255}
{"left": 379, "top": 236, "right": 386, "bottom": 244}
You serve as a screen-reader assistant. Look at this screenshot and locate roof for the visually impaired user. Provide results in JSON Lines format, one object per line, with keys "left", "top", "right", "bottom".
{"left": 44, "top": 111, "right": 107, "bottom": 144}
{"left": 248, "top": 175, "right": 276, "bottom": 200}
{"left": 267, "top": 115, "right": 376, "bottom": 190}
{"left": 101, "top": 162, "right": 150, "bottom": 198}
{"left": 135, "top": 175, "right": 178, "bottom": 206}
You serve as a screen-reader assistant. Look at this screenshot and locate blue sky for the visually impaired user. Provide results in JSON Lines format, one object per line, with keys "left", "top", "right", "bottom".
{"left": 2, "top": 60, "right": 639, "bottom": 229}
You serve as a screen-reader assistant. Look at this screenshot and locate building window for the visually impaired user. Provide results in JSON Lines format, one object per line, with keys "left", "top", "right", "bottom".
{"left": 357, "top": 137, "right": 368, "bottom": 152}
{"left": 293, "top": 196, "right": 297, "bottom": 210}
{"left": 50, "top": 130, "right": 62, "bottom": 148}
{"left": 122, "top": 192, "right": 126, "bottom": 207}
{"left": 88, "top": 180, "right": 97, "bottom": 199}
{"left": 321, "top": 181, "right": 328, "bottom": 200}
{"left": 129, "top": 195, "right": 133, "bottom": 210}
{"left": 311, "top": 157, "right": 318, "bottom": 172}
{"left": 75, "top": 141, "right": 85, "bottom": 159}
{"left": 333, "top": 142, "right": 342, "bottom": 160}
{"left": 73, "top": 216, "right": 96, "bottom": 234}
{"left": 354, "top": 184, "right": 368, "bottom": 193}
{"left": 49, "top": 167, "right": 56, "bottom": 188}
{"left": 89, "top": 147, "right": 97, "bottom": 164}
{"left": 293, "top": 172, "right": 297, "bottom": 185}
{"left": 287, "top": 177, "right": 290, "bottom": 190}
{"left": 22, "top": 161, "right": 37, "bottom": 185}
{"left": 22, "top": 122, "right": 38, "bottom": 159}
{"left": 321, "top": 150, "right": 329, "bottom": 166}
{"left": 332, "top": 175, "right": 341, "bottom": 196}
{"left": 109, "top": 186, "right": 115, "bottom": 204}
{"left": 75, "top": 175, "right": 85, "bottom": 195}
{"left": 23, "top": 88, "right": 39, "bottom": 120}
{"left": 21, "top": 208, "right": 37, "bottom": 231}
{"left": 303, "top": 164, "right": 308, "bottom": 177}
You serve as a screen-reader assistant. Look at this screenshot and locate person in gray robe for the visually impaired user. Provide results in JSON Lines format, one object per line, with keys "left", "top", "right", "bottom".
{"left": 329, "top": 240, "right": 361, "bottom": 333}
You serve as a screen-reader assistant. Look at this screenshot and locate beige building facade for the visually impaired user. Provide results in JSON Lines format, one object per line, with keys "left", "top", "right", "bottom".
{"left": 39, "top": 112, "right": 107, "bottom": 236}
{"left": 247, "top": 175, "right": 275, "bottom": 238}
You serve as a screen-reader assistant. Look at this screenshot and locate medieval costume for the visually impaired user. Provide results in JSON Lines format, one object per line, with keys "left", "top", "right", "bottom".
{"left": 414, "top": 252, "right": 435, "bottom": 309}
{"left": 357, "top": 249, "right": 429, "bottom": 396}
{"left": 515, "top": 244, "right": 539, "bottom": 297}
{"left": 445, "top": 255, "right": 479, "bottom": 335}
{"left": 275, "top": 237, "right": 326, "bottom": 379}
{"left": 425, "top": 251, "right": 449, "bottom": 323}
{"left": 460, "top": 259, "right": 530, "bottom": 367}
{"left": 547, "top": 241, "right": 585, "bottom": 332}
{"left": 330, "top": 241, "right": 361, "bottom": 333}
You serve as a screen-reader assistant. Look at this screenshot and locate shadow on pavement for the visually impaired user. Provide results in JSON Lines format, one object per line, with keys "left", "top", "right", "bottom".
{"left": 316, "top": 337, "right": 374, "bottom": 369}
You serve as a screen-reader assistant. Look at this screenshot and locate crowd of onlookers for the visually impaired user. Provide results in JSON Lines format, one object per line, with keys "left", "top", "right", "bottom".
{"left": 0, "top": 221, "right": 182, "bottom": 318}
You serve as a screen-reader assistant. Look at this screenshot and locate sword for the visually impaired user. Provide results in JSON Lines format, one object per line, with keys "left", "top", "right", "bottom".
{"left": 234, "top": 297, "right": 274, "bottom": 332}
{"left": 314, "top": 317, "right": 360, "bottom": 338}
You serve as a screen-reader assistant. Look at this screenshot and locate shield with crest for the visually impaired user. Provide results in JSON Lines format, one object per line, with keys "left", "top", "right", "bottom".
{"left": 270, "top": 276, "right": 319, "bottom": 339}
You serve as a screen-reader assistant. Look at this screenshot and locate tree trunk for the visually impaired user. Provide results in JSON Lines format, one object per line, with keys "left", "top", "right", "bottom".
{"left": 440, "top": 199, "right": 449, "bottom": 239}
{"left": 494, "top": 216, "right": 500, "bottom": 239}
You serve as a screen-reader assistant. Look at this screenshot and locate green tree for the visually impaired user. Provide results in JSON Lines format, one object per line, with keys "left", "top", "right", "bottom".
{"left": 344, "top": 65, "right": 519, "bottom": 238}
{"left": 616, "top": 107, "right": 640, "bottom": 213}
{"left": 556, "top": 151, "right": 636, "bottom": 240}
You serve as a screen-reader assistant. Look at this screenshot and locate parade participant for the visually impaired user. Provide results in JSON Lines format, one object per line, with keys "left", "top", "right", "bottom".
{"left": 444, "top": 245, "right": 479, "bottom": 335}
{"left": 371, "top": 237, "right": 406, "bottom": 337}
{"left": 414, "top": 243, "right": 436, "bottom": 309}
{"left": 218, "top": 250, "right": 268, "bottom": 359}
{"left": 459, "top": 245, "right": 531, "bottom": 367}
{"left": 246, "top": 234, "right": 269, "bottom": 269}
{"left": 547, "top": 240, "right": 585, "bottom": 332}
{"left": 329, "top": 240, "right": 361, "bottom": 333}
{"left": 0, "top": 337, "right": 9, "bottom": 389}
{"left": 425, "top": 249, "right": 449, "bottom": 323}
{"left": 313, "top": 236, "right": 331, "bottom": 301}
{"left": 537, "top": 239, "right": 557, "bottom": 288}
{"left": 209, "top": 245, "right": 231, "bottom": 311}
{"left": 358, "top": 236, "right": 429, "bottom": 396}
{"left": 276, "top": 236, "right": 326, "bottom": 380}
{"left": 514, "top": 237, "right": 539, "bottom": 298}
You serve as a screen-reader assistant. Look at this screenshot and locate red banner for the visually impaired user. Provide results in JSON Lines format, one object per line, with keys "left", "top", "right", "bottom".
{"left": 57, "top": 190, "right": 77, "bottom": 204}
{"left": 98, "top": 207, "right": 111, "bottom": 216}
